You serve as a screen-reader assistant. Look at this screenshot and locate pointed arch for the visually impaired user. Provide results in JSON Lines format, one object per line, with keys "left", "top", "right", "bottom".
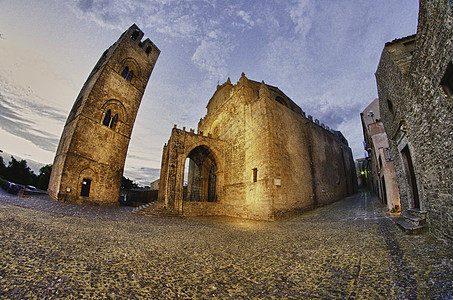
{"left": 101, "top": 100, "right": 127, "bottom": 123}
{"left": 101, "top": 100, "right": 127, "bottom": 131}
{"left": 184, "top": 145, "right": 218, "bottom": 202}
{"left": 119, "top": 58, "right": 141, "bottom": 81}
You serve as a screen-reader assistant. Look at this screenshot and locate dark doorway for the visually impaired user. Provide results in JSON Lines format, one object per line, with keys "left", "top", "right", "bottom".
{"left": 381, "top": 176, "right": 387, "bottom": 205}
{"left": 184, "top": 146, "right": 217, "bottom": 202}
{"left": 401, "top": 146, "right": 420, "bottom": 209}
{"left": 80, "top": 178, "right": 91, "bottom": 197}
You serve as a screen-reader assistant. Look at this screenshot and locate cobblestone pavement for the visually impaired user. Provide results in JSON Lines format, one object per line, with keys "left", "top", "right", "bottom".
{"left": 0, "top": 189, "right": 452, "bottom": 299}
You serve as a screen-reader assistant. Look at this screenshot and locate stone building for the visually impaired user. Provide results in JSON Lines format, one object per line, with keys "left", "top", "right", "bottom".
{"left": 158, "top": 73, "right": 357, "bottom": 221}
{"left": 360, "top": 98, "right": 400, "bottom": 211}
{"left": 48, "top": 24, "right": 160, "bottom": 205}
{"left": 375, "top": 0, "right": 453, "bottom": 238}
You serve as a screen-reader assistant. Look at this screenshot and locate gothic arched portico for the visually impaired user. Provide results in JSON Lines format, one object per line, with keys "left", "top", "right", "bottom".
{"left": 158, "top": 127, "right": 225, "bottom": 215}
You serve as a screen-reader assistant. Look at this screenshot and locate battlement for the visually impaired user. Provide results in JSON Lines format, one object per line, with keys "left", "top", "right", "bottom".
{"left": 171, "top": 124, "right": 217, "bottom": 139}
{"left": 305, "top": 114, "right": 347, "bottom": 144}
{"left": 120, "top": 24, "right": 161, "bottom": 56}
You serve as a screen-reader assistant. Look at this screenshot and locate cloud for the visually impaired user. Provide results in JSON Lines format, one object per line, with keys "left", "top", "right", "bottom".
{"left": 288, "top": 0, "right": 316, "bottom": 37}
{"left": 191, "top": 38, "right": 235, "bottom": 80}
{"left": 65, "top": 0, "right": 260, "bottom": 80}
{"left": 237, "top": 10, "right": 254, "bottom": 27}
{"left": 0, "top": 83, "right": 65, "bottom": 153}
{"left": 0, "top": 39, "right": 71, "bottom": 158}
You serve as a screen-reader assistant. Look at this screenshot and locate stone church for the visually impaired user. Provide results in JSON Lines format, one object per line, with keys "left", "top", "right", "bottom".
{"left": 158, "top": 73, "right": 357, "bottom": 221}
{"left": 48, "top": 24, "right": 160, "bottom": 205}
{"left": 376, "top": 0, "right": 453, "bottom": 239}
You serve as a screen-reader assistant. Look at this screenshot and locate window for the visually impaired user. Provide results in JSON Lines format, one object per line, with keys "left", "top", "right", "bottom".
{"left": 121, "top": 66, "right": 129, "bottom": 78}
{"left": 130, "top": 30, "right": 139, "bottom": 40}
{"left": 110, "top": 114, "right": 118, "bottom": 129}
{"left": 387, "top": 99, "right": 394, "bottom": 114}
{"left": 102, "top": 110, "right": 118, "bottom": 129}
{"left": 146, "top": 46, "right": 152, "bottom": 54}
{"left": 102, "top": 109, "right": 111, "bottom": 126}
{"left": 121, "top": 66, "right": 133, "bottom": 82}
{"left": 275, "top": 96, "right": 287, "bottom": 106}
{"left": 80, "top": 178, "right": 91, "bottom": 197}
{"left": 383, "top": 148, "right": 393, "bottom": 161}
{"left": 126, "top": 70, "right": 133, "bottom": 82}
{"left": 252, "top": 168, "right": 257, "bottom": 182}
{"left": 440, "top": 62, "right": 453, "bottom": 97}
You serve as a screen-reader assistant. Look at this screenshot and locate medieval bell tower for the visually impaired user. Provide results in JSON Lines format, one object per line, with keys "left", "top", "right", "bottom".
{"left": 48, "top": 24, "right": 160, "bottom": 205}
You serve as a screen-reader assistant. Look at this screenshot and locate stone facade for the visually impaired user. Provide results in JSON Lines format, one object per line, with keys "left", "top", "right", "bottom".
{"left": 48, "top": 24, "right": 160, "bottom": 205}
{"left": 360, "top": 98, "right": 400, "bottom": 211}
{"left": 375, "top": 0, "right": 453, "bottom": 239}
{"left": 159, "top": 73, "right": 357, "bottom": 221}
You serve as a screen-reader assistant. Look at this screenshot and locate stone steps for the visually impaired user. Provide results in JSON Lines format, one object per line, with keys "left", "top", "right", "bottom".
{"left": 395, "top": 208, "right": 427, "bottom": 234}
{"left": 132, "top": 201, "right": 180, "bottom": 218}
{"left": 395, "top": 217, "right": 426, "bottom": 234}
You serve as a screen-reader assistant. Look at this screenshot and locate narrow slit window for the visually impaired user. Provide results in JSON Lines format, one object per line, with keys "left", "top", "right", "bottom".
{"left": 121, "top": 66, "right": 129, "bottom": 78}
{"left": 102, "top": 109, "right": 111, "bottom": 126}
{"left": 110, "top": 114, "right": 118, "bottom": 129}
{"left": 440, "top": 62, "right": 453, "bottom": 97}
{"left": 387, "top": 99, "right": 394, "bottom": 114}
{"left": 126, "top": 70, "right": 133, "bottom": 82}
{"left": 252, "top": 168, "right": 257, "bottom": 182}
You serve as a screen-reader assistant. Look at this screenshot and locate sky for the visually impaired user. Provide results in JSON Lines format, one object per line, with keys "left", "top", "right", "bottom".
{"left": 0, "top": 0, "right": 419, "bottom": 186}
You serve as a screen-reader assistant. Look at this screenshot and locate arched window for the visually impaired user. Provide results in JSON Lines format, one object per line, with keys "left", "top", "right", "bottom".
{"left": 121, "top": 66, "right": 129, "bottom": 78}
{"left": 102, "top": 109, "right": 111, "bottom": 126}
{"left": 146, "top": 46, "right": 152, "bottom": 54}
{"left": 126, "top": 70, "right": 133, "bottom": 82}
{"left": 110, "top": 114, "right": 118, "bottom": 129}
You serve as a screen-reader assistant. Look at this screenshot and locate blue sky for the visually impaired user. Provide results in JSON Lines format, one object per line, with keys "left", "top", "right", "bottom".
{"left": 0, "top": 0, "right": 419, "bottom": 185}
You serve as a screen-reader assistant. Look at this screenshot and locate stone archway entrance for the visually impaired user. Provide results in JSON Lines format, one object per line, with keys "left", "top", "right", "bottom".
{"left": 184, "top": 146, "right": 217, "bottom": 202}
{"left": 158, "top": 127, "right": 225, "bottom": 216}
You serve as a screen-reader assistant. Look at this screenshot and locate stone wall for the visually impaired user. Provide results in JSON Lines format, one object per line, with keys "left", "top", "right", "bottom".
{"left": 376, "top": 0, "right": 453, "bottom": 239}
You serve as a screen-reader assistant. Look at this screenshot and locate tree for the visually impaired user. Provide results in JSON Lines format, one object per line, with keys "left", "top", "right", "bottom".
{"left": 5, "top": 156, "right": 36, "bottom": 185}
{"left": 36, "top": 164, "right": 52, "bottom": 190}
{"left": 121, "top": 176, "right": 138, "bottom": 190}
{"left": 0, "top": 156, "right": 6, "bottom": 178}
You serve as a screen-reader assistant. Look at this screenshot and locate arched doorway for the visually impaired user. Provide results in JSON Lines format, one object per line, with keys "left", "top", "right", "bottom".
{"left": 183, "top": 146, "right": 217, "bottom": 202}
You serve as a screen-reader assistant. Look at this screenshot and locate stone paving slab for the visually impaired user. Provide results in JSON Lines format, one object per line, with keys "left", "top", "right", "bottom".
{"left": 0, "top": 189, "right": 452, "bottom": 299}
